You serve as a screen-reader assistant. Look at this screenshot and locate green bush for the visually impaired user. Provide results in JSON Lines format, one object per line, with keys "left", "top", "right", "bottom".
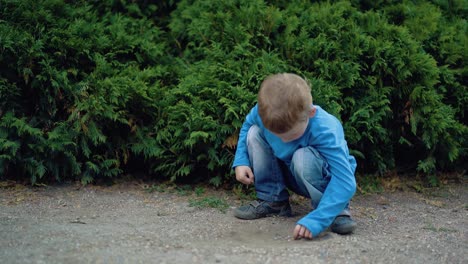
{"left": 0, "top": 0, "right": 170, "bottom": 184}
{"left": 166, "top": 0, "right": 467, "bottom": 175}
{"left": 0, "top": 0, "right": 466, "bottom": 185}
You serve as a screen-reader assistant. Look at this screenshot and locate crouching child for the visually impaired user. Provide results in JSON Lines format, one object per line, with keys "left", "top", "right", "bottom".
{"left": 232, "top": 73, "right": 357, "bottom": 239}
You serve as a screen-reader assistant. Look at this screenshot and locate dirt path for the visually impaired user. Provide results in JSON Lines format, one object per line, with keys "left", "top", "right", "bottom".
{"left": 0, "top": 181, "right": 466, "bottom": 264}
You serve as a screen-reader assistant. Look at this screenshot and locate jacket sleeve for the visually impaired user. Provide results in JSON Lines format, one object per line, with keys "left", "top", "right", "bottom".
{"left": 232, "top": 105, "right": 260, "bottom": 168}
{"left": 297, "top": 118, "right": 356, "bottom": 236}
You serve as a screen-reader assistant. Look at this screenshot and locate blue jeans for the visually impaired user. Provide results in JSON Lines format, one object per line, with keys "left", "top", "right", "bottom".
{"left": 247, "top": 125, "right": 350, "bottom": 215}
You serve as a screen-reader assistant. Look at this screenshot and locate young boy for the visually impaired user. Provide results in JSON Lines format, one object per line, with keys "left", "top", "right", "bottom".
{"left": 232, "top": 73, "right": 357, "bottom": 240}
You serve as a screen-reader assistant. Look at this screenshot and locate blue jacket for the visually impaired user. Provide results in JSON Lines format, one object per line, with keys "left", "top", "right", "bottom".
{"left": 233, "top": 104, "right": 357, "bottom": 236}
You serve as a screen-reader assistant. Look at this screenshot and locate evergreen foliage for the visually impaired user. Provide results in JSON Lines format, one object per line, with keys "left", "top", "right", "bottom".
{"left": 0, "top": 0, "right": 466, "bottom": 184}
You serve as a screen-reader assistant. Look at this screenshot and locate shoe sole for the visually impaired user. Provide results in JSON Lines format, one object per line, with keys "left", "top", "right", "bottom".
{"left": 233, "top": 207, "right": 292, "bottom": 220}
{"left": 331, "top": 222, "right": 357, "bottom": 235}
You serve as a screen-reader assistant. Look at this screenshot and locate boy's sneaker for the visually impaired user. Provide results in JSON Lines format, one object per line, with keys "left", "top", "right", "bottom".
{"left": 234, "top": 200, "right": 292, "bottom": 220}
{"left": 330, "top": 215, "right": 357, "bottom": 235}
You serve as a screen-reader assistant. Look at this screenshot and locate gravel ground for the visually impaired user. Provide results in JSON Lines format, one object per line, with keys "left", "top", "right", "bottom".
{"left": 0, "top": 180, "right": 467, "bottom": 264}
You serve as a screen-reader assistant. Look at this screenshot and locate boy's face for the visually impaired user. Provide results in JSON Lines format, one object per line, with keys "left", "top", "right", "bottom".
{"left": 272, "top": 119, "right": 309, "bottom": 142}
{"left": 271, "top": 106, "right": 316, "bottom": 142}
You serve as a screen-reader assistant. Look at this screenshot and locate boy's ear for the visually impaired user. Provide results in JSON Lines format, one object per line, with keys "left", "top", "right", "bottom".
{"left": 309, "top": 107, "right": 316, "bottom": 118}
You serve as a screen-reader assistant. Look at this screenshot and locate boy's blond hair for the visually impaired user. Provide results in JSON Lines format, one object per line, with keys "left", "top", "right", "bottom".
{"left": 258, "top": 73, "right": 313, "bottom": 133}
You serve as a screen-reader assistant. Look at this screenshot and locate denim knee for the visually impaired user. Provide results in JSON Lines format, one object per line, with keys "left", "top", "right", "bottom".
{"left": 246, "top": 125, "right": 262, "bottom": 148}
{"left": 290, "top": 147, "right": 330, "bottom": 195}
{"left": 246, "top": 125, "right": 290, "bottom": 202}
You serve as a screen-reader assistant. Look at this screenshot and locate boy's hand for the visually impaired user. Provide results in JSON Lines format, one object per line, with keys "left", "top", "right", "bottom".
{"left": 293, "top": 224, "right": 313, "bottom": 240}
{"left": 235, "top": 166, "right": 254, "bottom": 185}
